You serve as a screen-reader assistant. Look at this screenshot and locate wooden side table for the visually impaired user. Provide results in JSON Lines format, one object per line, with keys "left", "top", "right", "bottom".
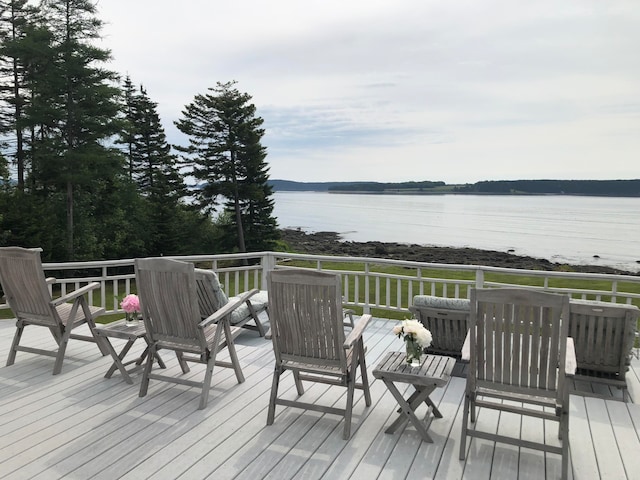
{"left": 373, "top": 351, "right": 455, "bottom": 442}
{"left": 94, "top": 319, "right": 165, "bottom": 384}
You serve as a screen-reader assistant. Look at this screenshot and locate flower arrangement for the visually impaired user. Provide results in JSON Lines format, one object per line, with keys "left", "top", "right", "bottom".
{"left": 393, "top": 319, "right": 432, "bottom": 365}
{"left": 120, "top": 294, "right": 140, "bottom": 325}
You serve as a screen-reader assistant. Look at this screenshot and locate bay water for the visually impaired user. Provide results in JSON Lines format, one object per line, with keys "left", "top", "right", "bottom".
{"left": 272, "top": 192, "right": 640, "bottom": 273}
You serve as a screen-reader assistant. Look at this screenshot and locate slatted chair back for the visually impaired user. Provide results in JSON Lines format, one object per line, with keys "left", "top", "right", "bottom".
{"left": 135, "top": 258, "right": 203, "bottom": 354}
{"left": 569, "top": 300, "right": 639, "bottom": 398}
{"left": 469, "top": 287, "right": 570, "bottom": 397}
{"left": 461, "top": 287, "right": 573, "bottom": 479}
{"left": 0, "top": 247, "right": 59, "bottom": 327}
{"left": 409, "top": 295, "right": 470, "bottom": 357}
{"left": 268, "top": 269, "right": 346, "bottom": 372}
{"left": 0, "top": 246, "right": 107, "bottom": 374}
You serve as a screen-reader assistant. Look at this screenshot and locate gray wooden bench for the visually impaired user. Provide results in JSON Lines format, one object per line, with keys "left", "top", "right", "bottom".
{"left": 569, "top": 299, "right": 639, "bottom": 401}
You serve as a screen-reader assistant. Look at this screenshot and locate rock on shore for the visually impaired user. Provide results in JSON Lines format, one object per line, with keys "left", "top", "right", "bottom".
{"left": 280, "top": 228, "right": 635, "bottom": 276}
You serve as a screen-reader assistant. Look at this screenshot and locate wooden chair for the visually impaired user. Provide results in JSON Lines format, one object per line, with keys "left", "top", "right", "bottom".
{"left": 409, "top": 295, "right": 470, "bottom": 357}
{"left": 569, "top": 299, "right": 639, "bottom": 401}
{"left": 0, "top": 246, "right": 108, "bottom": 374}
{"left": 194, "top": 268, "right": 268, "bottom": 337}
{"left": 266, "top": 269, "right": 372, "bottom": 439}
{"left": 460, "top": 288, "right": 574, "bottom": 480}
{"left": 136, "top": 258, "right": 256, "bottom": 409}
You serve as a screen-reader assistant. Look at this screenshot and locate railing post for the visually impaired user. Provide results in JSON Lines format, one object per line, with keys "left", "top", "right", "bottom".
{"left": 261, "top": 253, "right": 276, "bottom": 291}
{"left": 475, "top": 268, "right": 484, "bottom": 291}
{"left": 363, "top": 262, "right": 370, "bottom": 314}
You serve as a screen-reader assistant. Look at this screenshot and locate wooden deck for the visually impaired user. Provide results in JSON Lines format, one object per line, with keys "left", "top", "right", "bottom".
{"left": 1, "top": 316, "right": 640, "bottom": 479}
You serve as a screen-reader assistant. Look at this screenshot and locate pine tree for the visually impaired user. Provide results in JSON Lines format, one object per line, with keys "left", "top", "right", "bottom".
{"left": 118, "top": 79, "right": 192, "bottom": 255}
{"left": 0, "top": 0, "right": 36, "bottom": 190}
{"left": 118, "top": 75, "right": 136, "bottom": 179}
{"left": 23, "top": 0, "right": 122, "bottom": 260}
{"left": 175, "top": 80, "right": 279, "bottom": 253}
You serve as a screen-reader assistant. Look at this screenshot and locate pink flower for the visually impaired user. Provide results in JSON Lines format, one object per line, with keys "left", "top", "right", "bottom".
{"left": 120, "top": 294, "right": 140, "bottom": 313}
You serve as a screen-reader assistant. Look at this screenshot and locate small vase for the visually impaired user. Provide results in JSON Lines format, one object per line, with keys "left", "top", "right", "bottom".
{"left": 405, "top": 337, "right": 422, "bottom": 366}
{"left": 125, "top": 312, "right": 138, "bottom": 327}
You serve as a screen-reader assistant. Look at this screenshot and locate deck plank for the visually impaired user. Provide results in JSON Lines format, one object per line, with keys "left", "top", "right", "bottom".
{"left": 608, "top": 401, "right": 640, "bottom": 478}
{"left": 569, "top": 396, "right": 599, "bottom": 479}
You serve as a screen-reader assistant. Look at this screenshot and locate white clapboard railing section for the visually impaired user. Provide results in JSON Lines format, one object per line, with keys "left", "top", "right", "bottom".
{"left": 1, "top": 251, "right": 639, "bottom": 317}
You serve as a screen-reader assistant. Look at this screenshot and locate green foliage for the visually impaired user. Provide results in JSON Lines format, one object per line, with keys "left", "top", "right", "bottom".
{"left": 0, "top": 4, "right": 276, "bottom": 261}
{"left": 175, "top": 80, "right": 279, "bottom": 254}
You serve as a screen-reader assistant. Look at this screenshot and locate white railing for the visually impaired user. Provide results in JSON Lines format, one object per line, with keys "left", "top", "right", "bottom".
{"left": 2, "top": 251, "right": 640, "bottom": 318}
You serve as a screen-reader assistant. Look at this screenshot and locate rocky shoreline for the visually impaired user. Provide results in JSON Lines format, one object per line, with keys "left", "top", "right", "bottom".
{"left": 280, "top": 228, "right": 636, "bottom": 276}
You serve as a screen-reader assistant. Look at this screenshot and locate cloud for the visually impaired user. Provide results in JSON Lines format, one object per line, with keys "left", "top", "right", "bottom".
{"left": 97, "top": 0, "right": 640, "bottom": 183}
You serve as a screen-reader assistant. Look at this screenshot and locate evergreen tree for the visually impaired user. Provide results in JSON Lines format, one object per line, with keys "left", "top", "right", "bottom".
{"left": 23, "top": 0, "right": 122, "bottom": 260}
{"left": 175, "top": 80, "right": 279, "bottom": 253}
{"left": 0, "top": 0, "right": 36, "bottom": 190}
{"left": 117, "top": 79, "right": 191, "bottom": 255}
{"left": 118, "top": 75, "right": 136, "bottom": 179}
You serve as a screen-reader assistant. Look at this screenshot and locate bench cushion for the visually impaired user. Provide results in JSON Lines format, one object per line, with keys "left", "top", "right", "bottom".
{"left": 229, "top": 290, "right": 269, "bottom": 325}
{"left": 412, "top": 295, "right": 470, "bottom": 311}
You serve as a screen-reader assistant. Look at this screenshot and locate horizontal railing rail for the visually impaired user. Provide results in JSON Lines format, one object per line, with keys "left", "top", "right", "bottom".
{"left": 1, "top": 251, "right": 639, "bottom": 319}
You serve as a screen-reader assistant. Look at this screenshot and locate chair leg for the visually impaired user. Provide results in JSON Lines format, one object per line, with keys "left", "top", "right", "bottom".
{"left": 253, "top": 316, "right": 266, "bottom": 337}
{"left": 223, "top": 318, "right": 244, "bottom": 383}
{"left": 199, "top": 355, "right": 215, "bottom": 410}
{"left": 470, "top": 395, "right": 476, "bottom": 423}
{"left": 176, "top": 352, "right": 190, "bottom": 373}
{"left": 358, "top": 339, "right": 371, "bottom": 406}
{"left": 76, "top": 296, "right": 108, "bottom": 356}
{"left": 52, "top": 326, "right": 73, "bottom": 375}
{"left": 85, "top": 316, "right": 109, "bottom": 356}
{"left": 561, "top": 410, "right": 569, "bottom": 480}
{"left": 6, "top": 321, "right": 24, "bottom": 366}
{"left": 246, "top": 302, "right": 266, "bottom": 337}
{"left": 267, "top": 366, "right": 282, "bottom": 425}
{"left": 139, "top": 343, "right": 156, "bottom": 398}
{"left": 293, "top": 371, "right": 305, "bottom": 395}
{"left": 343, "top": 373, "right": 356, "bottom": 440}
{"left": 459, "top": 392, "right": 470, "bottom": 460}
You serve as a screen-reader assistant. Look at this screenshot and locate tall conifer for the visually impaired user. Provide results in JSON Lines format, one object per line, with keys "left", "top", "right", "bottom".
{"left": 175, "top": 80, "right": 279, "bottom": 253}
{"left": 24, "top": 0, "right": 121, "bottom": 260}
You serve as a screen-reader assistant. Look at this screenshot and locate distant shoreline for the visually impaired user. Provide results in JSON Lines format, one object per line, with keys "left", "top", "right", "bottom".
{"left": 270, "top": 179, "right": 640, "bottom": 197}
{"left": 279, "top": 228, "right": 637, "bottom": 276}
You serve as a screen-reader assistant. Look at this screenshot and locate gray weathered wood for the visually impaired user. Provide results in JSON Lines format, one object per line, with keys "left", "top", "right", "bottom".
{"left": 569, "top": 299, "right": 639, "bottom": 401}
{"left": 194, "top": 267, "right": 268, "bottom": 336}
{"left": 2, "top": 317, "right": 640, "bottom": 478}
{"left": 135, "top": 257, "right": 249, "bottom": 409}
{"left": 266, "top": 269, "right": 372, "bottom": 439}
{"left": 93, "top": 319, "right": 166, "bottom": 384}
{"left": 409, "top": 296, "right": 470, "bottom": 357}
{"left": 0, "top": 246, "right": 107, "bottom": 374}
{"left": 460, "top": 288, "right": 572, "bottom": 480}
{"left": 372, "top": 351, "right": 455, "bottom": 442}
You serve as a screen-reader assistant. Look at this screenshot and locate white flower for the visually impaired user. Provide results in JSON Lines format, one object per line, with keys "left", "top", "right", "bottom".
{"left": 415, "top": 328, "right": 432, "bottom": 348}
{"left": 393, "top": 319, "right": 432, "bottom": 347}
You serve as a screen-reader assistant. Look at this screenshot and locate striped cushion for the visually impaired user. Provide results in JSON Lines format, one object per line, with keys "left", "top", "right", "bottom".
{"left": 412, "top": 295, "right": 470, "bottom": 311}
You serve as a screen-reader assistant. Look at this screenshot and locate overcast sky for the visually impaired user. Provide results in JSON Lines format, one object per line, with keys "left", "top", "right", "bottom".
{"left": 96, "top": 0, "right": 639, "bottom": 184}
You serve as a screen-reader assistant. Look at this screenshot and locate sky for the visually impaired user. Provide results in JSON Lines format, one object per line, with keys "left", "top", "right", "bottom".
{"left": 96, "top": 0, "right": 640, "bottom": 184}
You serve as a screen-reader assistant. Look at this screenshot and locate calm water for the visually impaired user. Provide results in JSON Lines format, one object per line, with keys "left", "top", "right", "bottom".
{"left": 273, "top": 192, "right": 640, "bottom": 272}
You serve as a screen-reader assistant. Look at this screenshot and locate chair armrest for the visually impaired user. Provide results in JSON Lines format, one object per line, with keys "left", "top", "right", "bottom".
{"left": 344, "top": 313, "right": 372, "bottom": 349}
{"left": 199, "top": 288, "right": 259, "bottom": 329}
{"left": 51, "top": 281, "right": 100, "bottom": 306}
{"left": 461, "top": 330, "right": 471, "bottom": 362}
{"left": 565, "top": 337, "right": 576, "bottom": 376}
{"left": 46, "top": 277, "right": 56, "bottom": 285}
